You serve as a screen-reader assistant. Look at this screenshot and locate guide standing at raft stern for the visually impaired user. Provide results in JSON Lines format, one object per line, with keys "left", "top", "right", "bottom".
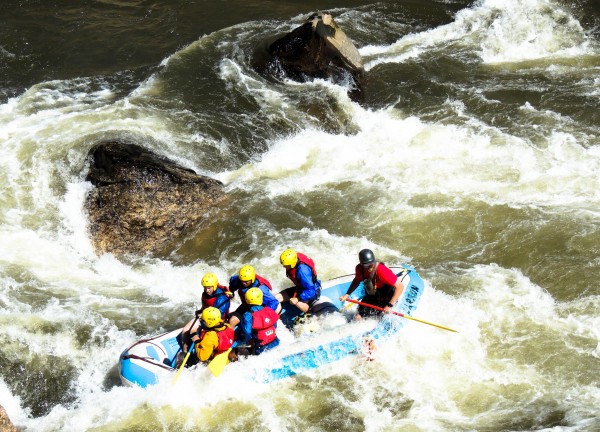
{"left": 340, "top": 249, "right": 405, "bottom": 320}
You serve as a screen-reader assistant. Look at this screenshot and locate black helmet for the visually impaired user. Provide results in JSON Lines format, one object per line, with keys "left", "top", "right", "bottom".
{"left": 358, "top": 249, "right": 375, "bottom": 265}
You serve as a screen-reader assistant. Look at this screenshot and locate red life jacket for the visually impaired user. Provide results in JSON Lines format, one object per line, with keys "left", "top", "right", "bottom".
{"left": 251, "top": 307, "right": 279, "bottom": 346}
{"left": 200, "top": 324, "right": 235, "bottom": 355}
{"left": 201, "top": 284, "right": 228, "bottom": 309}
{"left": 256, "top": 274, "right": 273, "bottom": 291}
{"left": 285, "top": 252, "right": 318, "bottom": 286}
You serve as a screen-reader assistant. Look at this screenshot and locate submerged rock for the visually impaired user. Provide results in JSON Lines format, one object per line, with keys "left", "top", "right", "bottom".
{"left": 266, "top": 12, "right": 364, "bottom": 100}
{"left": 0, "top": 405, "right": 16, "bottom": 432}
{"left": 85, "top": 142, "right": 225, "bottom": 256}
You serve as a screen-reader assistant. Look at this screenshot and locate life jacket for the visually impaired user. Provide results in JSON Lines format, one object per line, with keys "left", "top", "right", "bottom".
{"left": 251, "top": 306, "right": 279, "bottom": 346}
{"left": 200, "top": 323, "right": 235, "bottom": 357}
{"left": 256, "top": 274, "right": 273, "bottom": 291}
{"left": 201, "top": 284, "right": 229, "bottom": 309}
{"left": 363, "top": 262, "right": 382, "bottom": 296}
{"left": 239, "top": 277, "right": 274, "bottom": 306}
{"left": 285, "top": 252, "right": 318, "bottom": 287}
{"left": 230, "top": 274, "right": 272, "bottom": 296}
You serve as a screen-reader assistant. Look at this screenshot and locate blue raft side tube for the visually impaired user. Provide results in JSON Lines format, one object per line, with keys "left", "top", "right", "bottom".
{"left": 119, "top": 266, "right": 425, "bottom": 386}
{"left": 119, "top": 330, "right": 183, "bottom": 388}
{"left": 260, "top": 266, "right": 425, "bottom": 382}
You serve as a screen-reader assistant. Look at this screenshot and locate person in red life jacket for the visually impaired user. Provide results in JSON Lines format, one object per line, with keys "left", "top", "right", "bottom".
{"left": 228, "top": 265, "right": 281, "bottom": 328}
{"left": 191, "top": 307, "right": 235, "bottom": 364}
{"left": 234, "top": 287, "right": 280, "bottom": 357}
{"left": 180, "top": 272, "right": 233, "bottom": 354}
{"left": 276, "top": 248, "right": 321, "bottom": 313}
{"left": 340, "top": 249, "right": 405, "bottom": 320}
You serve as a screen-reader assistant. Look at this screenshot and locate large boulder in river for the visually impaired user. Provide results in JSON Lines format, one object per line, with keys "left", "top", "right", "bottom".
{"left": 85, "top": 142, "right": 226, "bottom": 256}
{"left": 266, "top": 12, "right": 364, "bottom": 100}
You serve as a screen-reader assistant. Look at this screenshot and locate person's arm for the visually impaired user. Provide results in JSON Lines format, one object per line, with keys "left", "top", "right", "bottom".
{"left": 340, "top": 278, "right": 359, "bottom": 302}
{"left": 228, "top": 276, "right": 239, "bottom": 296}
{"left": 236, "top": 312, "right": 253, "bottom": 345}
{"left": 195, "top": 331, "right": 219, "bottom": 362}
{"left": 381, "top": 266, "right": 405, "bottom": 313}
{"left": 295, "top": 264, "right": 318, "bottom": 303}
{"left": 213, "top": 293, "right": 231, "bottom": 318}
{"left": 261, "top": 285, "right": 281, "bottom": 311}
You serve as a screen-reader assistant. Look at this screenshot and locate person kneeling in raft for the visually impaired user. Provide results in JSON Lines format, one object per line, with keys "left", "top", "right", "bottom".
{"left": 276, "top": 248, "right": 322, "bottom": 314}
{"left": 340, "top": 249, "right": 405, "bottom": 320}
{"left": 232, "top": 288, "right": 280, "bottom": 359}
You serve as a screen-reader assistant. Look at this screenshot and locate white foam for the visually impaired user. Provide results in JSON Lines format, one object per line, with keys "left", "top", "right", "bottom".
{"left": 219, "top": 104, "right": 600, "bottom": 214}
{"left": 361, "top": 0, "right": 596, "bottom": 70}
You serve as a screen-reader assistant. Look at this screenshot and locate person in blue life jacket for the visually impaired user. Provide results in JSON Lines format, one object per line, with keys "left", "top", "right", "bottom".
{"left": 228, "top": 265, "right": 281, "bottom": 328}
{"left": 275, "top": 248, "right": 321, "bottom": 314}
{"left": 233, "top": 287, "right": 280, "bottom": 358}
{"left": 180, "top": 272, "right": 233, "bottom": 355}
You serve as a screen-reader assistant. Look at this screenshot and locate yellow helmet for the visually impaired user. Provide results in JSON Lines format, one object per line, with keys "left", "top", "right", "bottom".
{"left": 201, "top": 272, "right": 218, "bottom": 289}
{"left": 201, "top": 307, "right": 222, "bottom": 329}
{"left": 280, "top": 248, "right": 298, "bottom": 267}
{"left": 245, "top": 287, "right": 263, "bottom": 306}
{"left": 238, "top": 265, "right": 256, "bottom": 283}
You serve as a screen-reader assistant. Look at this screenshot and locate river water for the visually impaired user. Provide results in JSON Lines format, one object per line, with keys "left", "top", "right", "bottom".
{"left": 1, "top": 0, "right": 599, "bottom": 431}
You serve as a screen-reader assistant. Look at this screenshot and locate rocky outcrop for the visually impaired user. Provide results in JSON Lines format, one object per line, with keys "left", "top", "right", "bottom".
{"left": 0, "top": 405, "right": 16, "bottom": 432}
{"left": 85, "top": 142, "right": 226, "bottom": 256}
{"left": 266, "top": 12, "right": 364, "bottom": 100}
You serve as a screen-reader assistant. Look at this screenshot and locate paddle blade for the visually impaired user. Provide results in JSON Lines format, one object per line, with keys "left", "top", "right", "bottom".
{"left": 208, "top": 348, "right": 232, "bottom": 377}
{"left": 172, "top": 351, "right": 191, "bottom": 384}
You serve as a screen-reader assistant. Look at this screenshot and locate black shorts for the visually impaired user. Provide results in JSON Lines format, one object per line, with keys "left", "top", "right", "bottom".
{"left": 278, "top": 287, "right": 297, "bottom": 302}
{"left": 229, "top": 304, "right": 250, "bottom": 323}
{"left": 279, "top": 286, "right": 320, "bottom": 305}
{"left": 357, "top": 285, "right": 394, "bottom": 317}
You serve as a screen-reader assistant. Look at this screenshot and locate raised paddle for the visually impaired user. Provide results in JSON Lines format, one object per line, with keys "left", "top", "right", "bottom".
{"left": 346, "top": 298, "right": 458, "bottom": 333}
{"left": 207, "top": 348, "right": 232, "bottom": 377}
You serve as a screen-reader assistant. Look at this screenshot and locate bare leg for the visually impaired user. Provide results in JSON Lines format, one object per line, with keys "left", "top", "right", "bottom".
{"left": 229, "top": 315, "right": 240, "bottom": 327}
{"left": 295, "top": 301, "right": 309, "bottom": 313}
{"left": 181, "top": 317, "right": 195, "bottom": 333}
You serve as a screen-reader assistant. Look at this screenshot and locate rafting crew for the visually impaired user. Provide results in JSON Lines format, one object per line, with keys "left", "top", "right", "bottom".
{"left": 177, "top": 250, "right": 406, "bottom": 369}
{"left": 340, "top": 249, "right": 405, "bottom": 320}
{"left": 180, "top": 273, "right": 233, "bottom": 355}
{"left": 231, "top": 287, "right": 280, "bottom": 359}
{"left": 275, "top": 248, "right": 322, "bottom": 314}
{"left": 228, "top": 265, "right": 281, "bottom": 328}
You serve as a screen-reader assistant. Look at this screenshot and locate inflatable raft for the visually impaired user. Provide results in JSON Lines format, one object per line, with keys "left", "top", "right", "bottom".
{"left": 119, "top": 265, "right": 425, "bottom": 387}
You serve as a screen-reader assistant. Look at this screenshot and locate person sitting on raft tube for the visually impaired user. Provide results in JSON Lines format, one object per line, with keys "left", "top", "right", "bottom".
{"left": 228, "top": 265, "right": 281, "bottom": 328}
{"left": 180, "top": 272, "right": 233, "bottom": 354}
{"left": 192, "top": 307, "right": 235, "bottom": 364}
{"left": 275, "top": 248, "right": 321, "bottom": 314}
{"left": 234, "top": 288, "right": 280, "bottom": 357}
{"left": 340, "top": 249, "right": 405, "bottom": 320}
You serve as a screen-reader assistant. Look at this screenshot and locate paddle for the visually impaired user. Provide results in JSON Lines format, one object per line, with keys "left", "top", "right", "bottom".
{"left": 346, "top": 298, "right": 458, "bottom": 333}
{"left": 207, "top": 348, "right": 232, "bottom": 377}
{"left": 172, "top": 314, "right": 200, "bottom": 384}
{"left": 172, "top": 349, "right": 193, "bottom": 384}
